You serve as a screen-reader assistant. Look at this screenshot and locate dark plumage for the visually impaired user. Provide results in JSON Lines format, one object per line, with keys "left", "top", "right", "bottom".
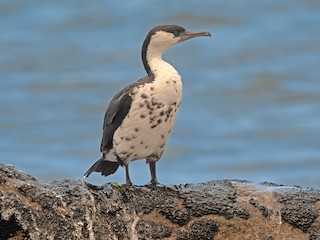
{"left": 84, "top": 77, "right": 153, "bottom": 177}
{"left": 99, "top": 77, "right": 153, "bottom": 153}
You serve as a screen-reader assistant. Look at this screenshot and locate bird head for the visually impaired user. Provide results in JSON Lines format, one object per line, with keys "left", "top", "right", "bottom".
{"left": 142, "top": 24, "right": 211, "bottom": 76}
{"left": 144, "top": 25, "right": 211, "bottom": 53}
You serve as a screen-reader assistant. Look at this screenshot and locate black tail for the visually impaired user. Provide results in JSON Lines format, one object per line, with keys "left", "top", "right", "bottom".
{"left": 84, "top": 157, "right": 119, "bottom": 177}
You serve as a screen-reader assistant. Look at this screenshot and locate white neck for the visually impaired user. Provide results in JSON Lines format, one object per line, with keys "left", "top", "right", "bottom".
{"left": 144, "top": 31, "right": 181, "bottom": 78}
{"left": 146, "top": 46, "right": 179, "bottom": 78}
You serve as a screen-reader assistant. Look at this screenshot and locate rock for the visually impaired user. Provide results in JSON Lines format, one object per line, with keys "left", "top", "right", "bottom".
{"left": 0, "top": 164, "right": 319, "bottom": 240}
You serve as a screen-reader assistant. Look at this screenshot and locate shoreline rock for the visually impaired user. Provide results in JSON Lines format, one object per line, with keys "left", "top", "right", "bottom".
{"left": 0, "top": 164, "right": 319, "bottom": 240}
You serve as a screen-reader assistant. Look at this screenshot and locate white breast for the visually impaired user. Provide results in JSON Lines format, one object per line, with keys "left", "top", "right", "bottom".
{"left": 112, "top": 70, "right": 182, "bottom": 164}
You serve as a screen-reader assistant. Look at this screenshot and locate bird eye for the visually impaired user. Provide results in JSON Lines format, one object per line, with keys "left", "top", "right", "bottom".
{"left": 173, "top": 30, "right": 179, "bottom": 37}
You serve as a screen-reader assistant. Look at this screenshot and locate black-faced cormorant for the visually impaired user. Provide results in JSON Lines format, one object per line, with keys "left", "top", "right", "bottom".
{"left": 84, "top": 25, "right": 211, "bottom": 186}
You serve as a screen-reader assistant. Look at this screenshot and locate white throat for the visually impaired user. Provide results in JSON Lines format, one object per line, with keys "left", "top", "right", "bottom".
{"left": 146, "top": 32, "right": 180, "bottom": 78}
{"left": 147, "top": 50, "right": 178, "bottom": 78}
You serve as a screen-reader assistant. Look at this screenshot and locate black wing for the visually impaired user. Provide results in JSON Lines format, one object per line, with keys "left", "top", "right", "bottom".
{"left": 100, "top": 76, "right": 154, "bottom": 153}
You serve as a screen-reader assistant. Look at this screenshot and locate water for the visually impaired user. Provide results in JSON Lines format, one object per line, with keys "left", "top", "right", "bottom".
{"left": 1, "top": 1, "right": 320, "bottom": 188}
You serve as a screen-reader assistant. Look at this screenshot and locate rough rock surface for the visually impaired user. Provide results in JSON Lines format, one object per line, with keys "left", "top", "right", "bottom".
{"left": 0, "top": 164, "right": 319, "bottom": 240}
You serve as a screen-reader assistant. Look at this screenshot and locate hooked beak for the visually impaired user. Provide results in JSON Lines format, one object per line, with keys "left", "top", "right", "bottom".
{"left": 178, "top": 31, "right": 211, "bottom": 42}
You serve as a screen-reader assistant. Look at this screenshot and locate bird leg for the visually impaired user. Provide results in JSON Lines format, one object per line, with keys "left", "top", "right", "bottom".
{"left": 124, "top": 164, "right": 132, "bottom": 187}
{"left": 149, "top": 161, "right": 159, "bottom": 185}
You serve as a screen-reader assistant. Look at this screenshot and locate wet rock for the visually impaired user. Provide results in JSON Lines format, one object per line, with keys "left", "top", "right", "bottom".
{"left": 181, "top": 181, "right": 249, "bottom": 220}
{"left": 135, "top": 220, "right": 172, "bottom": 239}
{"left": 0, "top": 215, "right": 30, "bottom": 240}
{"left": 177, "top": 220, "right": 218, "bottom": 240}
{"left": 249, "top": 198, "right": 272, "bottom": 218}
{"left": 0, "top": 164, "right": 319, "bottom": 240}
{"left": 276, "top": 188, "right": 319, "bottom": 233}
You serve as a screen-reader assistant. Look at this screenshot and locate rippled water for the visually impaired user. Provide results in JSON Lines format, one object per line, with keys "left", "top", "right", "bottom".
{"left": 1, "top": 1, "right": 320, "bottom": 188}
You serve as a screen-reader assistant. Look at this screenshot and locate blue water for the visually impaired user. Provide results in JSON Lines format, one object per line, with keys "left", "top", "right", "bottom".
{"left": 1, "top": 1, "right": 320, "bottom": 188}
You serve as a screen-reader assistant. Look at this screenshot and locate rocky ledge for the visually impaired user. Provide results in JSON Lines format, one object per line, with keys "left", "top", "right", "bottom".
{"left": 0, "top": 164, "right": 319, "bottom": 240}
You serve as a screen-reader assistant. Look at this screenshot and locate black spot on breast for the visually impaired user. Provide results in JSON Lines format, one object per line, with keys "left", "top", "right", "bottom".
{"left": 146, "top": 102, "right": 154, "bottom": 111}
{"left": 140, "top": 141, "right": 144, "bottom": 145}
{"left": 151, "top": 125, "right": 157, "bottom": 128}
{"left": 139, "top": 103, "right": 144, "bottom": 108}
{"left": 141, "top": 93, "right": 148, "bottom": 99}
{"left": 134, "top": 154, "right": 138, "bottom": 157}
{"left": 135, "top": 128, "right": 139, "bottom": 132}
{"left": 149, "top": 116, "right": 156, "bottom": 122}
{"left": 130, "top": 146, "right": 135, "bottom": 149}
{"left": 150, "top": 86, "right": 154, "bottom": 91}
{"left": 166, "top": 107, "right": 173, "bottom": 118}
{"left": 120, "top": 136, "right": 124, "bottom": 140}
{"left": 157, "top": 119, "right": 162, "bottom": 124}
{"left": 125, "top": 137, "right": 131, "bottom": 141}
{"left": 161, "top": 134, "right": 165, "bottom": 139}
{"left": 140, "top": 114, "right": 146, "bottom": 119}
{"left": 160, "top": 111, "right": 165, "bottom": 116}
